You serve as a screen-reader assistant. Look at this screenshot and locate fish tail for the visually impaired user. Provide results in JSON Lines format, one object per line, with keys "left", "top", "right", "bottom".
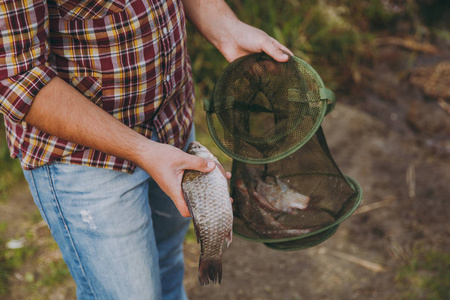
{"left": 198, "top": 256, "right": 222, "bottom": 286}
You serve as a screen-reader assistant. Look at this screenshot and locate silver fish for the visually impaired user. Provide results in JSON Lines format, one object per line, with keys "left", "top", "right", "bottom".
{"left": 233, "top": 166, "right": 317, "bottom": 239}
{"left": 234, "top": 178, "right": 315, "bottom": 238}
{"left": 253, "top": 175, "right": 310, "bottom": 212}
{"left": 182, "top": 141, "right": 233, "bottom": 285}
{"left": 238, "top": 167, "right": 310, "bottom": 213}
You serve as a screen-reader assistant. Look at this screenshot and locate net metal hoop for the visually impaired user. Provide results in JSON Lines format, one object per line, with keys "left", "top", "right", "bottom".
{"left": 205, "top": 55, "right": 335, "bottom": 164}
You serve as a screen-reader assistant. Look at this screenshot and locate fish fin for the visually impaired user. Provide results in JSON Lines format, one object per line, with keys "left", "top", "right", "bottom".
{"left": 198, "top": 256, "right": 222, "bottom": 286}
{"left": 226, "top": 229, "right": 233, "bottom": 248}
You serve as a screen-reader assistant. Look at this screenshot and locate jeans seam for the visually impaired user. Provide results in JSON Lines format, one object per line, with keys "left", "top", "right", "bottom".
{"left": 45, "top": 165, "right": 98, "bottom": 300}
{"left": 28, "top": 170, "right": 50, "bottom": 226}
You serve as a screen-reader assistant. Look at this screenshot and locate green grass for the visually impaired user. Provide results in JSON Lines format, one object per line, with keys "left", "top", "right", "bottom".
{"left": 185, "top": 222, "right": 198, "bottom": 243}
{"left": 0, "top": 234, "right": 38, "bottom": 296}
{"left": 396, "top": 246, "right": 450, "bottom": 300}
{"left": 28, "top": 260, "right": 72, "bottom": 292}
{"left": 0, "top": 210, "right": 73, "bottom": 298}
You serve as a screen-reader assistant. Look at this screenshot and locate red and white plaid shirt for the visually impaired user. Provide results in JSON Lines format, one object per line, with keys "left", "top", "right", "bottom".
{"left": 0, "top": 0, "right": 195, "bottom": 173}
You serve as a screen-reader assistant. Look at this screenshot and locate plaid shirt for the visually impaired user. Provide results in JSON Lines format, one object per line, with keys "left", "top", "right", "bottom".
{"left": 0, "top": 0, "right": 195, "bottom": 173}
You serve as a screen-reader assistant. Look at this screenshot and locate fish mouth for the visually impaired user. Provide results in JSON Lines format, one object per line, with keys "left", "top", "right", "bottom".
{"left": 187, "top": 141, "right": 203, "bottom": 153}
{"left": 186, "top": 141, "right": 216, "bottom": 161}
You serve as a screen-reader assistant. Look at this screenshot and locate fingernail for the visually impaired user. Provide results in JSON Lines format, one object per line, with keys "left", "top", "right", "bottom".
{"left": 207, "top": 161, "right": 215, "bottom": 169}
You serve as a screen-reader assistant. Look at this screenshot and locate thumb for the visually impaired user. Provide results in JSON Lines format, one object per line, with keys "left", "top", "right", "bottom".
{"left": 185, "top": 154, "right": 216, "bottom": 173}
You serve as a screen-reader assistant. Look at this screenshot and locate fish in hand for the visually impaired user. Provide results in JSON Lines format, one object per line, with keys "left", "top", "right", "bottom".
{"left": 182, "top": 141, "right": 233, "bottom": 285}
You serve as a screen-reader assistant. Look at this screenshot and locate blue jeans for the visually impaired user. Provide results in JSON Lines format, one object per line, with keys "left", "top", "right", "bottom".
{"left": 22, "top": 131, "right": 193, "bottom": 300}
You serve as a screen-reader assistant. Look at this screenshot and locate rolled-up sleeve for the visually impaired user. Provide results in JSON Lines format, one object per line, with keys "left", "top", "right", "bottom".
{"left": 0, "top": 0, "right": 57, "bottom": 124}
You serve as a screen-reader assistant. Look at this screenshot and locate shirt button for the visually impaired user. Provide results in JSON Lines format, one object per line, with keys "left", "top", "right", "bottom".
{"left": 166, "top": 75, "right": 170, "bottom": 82}
{"left": 162, "top": 27, "right": 168, "bottom": 35}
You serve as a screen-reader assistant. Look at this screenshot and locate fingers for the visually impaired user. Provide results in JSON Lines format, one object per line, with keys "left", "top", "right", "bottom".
{"left": 262, "top": 36, "right": 294, "bottom": 62}
{"left": 219, "top": 20, "right": 294, "bottom": 63}
{"left": 174, "top": 198, "right": 191, "bottom": 217}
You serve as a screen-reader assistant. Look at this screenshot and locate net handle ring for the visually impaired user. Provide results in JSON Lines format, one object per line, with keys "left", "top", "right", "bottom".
{"left": 288, "top": 55, "right": 336, "bottom": 115}
{"left": 319, "top": 87, "right": 336, "bottom": 115}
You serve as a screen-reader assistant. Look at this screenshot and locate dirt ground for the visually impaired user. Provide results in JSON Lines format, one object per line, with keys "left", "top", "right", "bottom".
{"left": 1, "top": 42, "right": 449, "bottom": 299}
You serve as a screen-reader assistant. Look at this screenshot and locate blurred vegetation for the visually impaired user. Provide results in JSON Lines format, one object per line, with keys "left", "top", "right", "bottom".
{"left": 0, "top": 211, "right": 74, "bottom": 298}
{"left": 188, "top": 0, "right": 449, "bottom": 98}
{"left": 0, "top": 116, "right": 24, "bottom": 203}
{"left": 0, "top": 0, "right": 449, "bottom": 298}
{"left": 0, "top": 233, "right": 38, "bottom": 296}
{"left": 396, "top": 246, "right": 450, "bottom": 299}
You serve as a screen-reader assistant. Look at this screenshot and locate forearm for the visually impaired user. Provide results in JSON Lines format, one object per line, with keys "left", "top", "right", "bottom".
{"left": 181, "top": 0, "right": 239, "bottom": 50}
{"left": 24, "top": 76, "right": 153, "bottom": 167}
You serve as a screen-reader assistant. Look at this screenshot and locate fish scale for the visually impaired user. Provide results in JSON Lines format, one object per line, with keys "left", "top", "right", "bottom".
{"left": 182, "top": 141, "right": 233, "bottom": 286}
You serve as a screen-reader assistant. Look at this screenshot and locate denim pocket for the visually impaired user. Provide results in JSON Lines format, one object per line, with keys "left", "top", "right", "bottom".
{"left": 57, "top": 0, "right": 128, "bottom": 20}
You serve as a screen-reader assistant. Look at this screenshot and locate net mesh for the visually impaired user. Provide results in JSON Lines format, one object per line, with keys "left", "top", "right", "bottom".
{"left": 207, "top": 53, "right": 327, "bottom": 163}
{"left": 206, "top": 53, "right": 361, "bottom": 250}
{"left": 231, "top": 127, "right": 361, "bottom": 249}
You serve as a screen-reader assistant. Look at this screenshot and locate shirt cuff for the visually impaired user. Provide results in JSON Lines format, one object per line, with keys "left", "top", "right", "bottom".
{"left": 0, "top": 63, "right": 58, "bottom": 124}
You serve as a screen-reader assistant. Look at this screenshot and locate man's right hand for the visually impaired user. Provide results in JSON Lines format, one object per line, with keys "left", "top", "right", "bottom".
{"left": 135, "top": 141, "right": 217, "bottom": 217}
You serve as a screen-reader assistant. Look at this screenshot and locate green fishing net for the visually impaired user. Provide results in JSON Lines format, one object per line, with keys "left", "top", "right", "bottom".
{"left": 204, "top": 52, "right": 335, "bottom": 164}
{"left": 205, "top": 53, "right": 362, "bottom": 250}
